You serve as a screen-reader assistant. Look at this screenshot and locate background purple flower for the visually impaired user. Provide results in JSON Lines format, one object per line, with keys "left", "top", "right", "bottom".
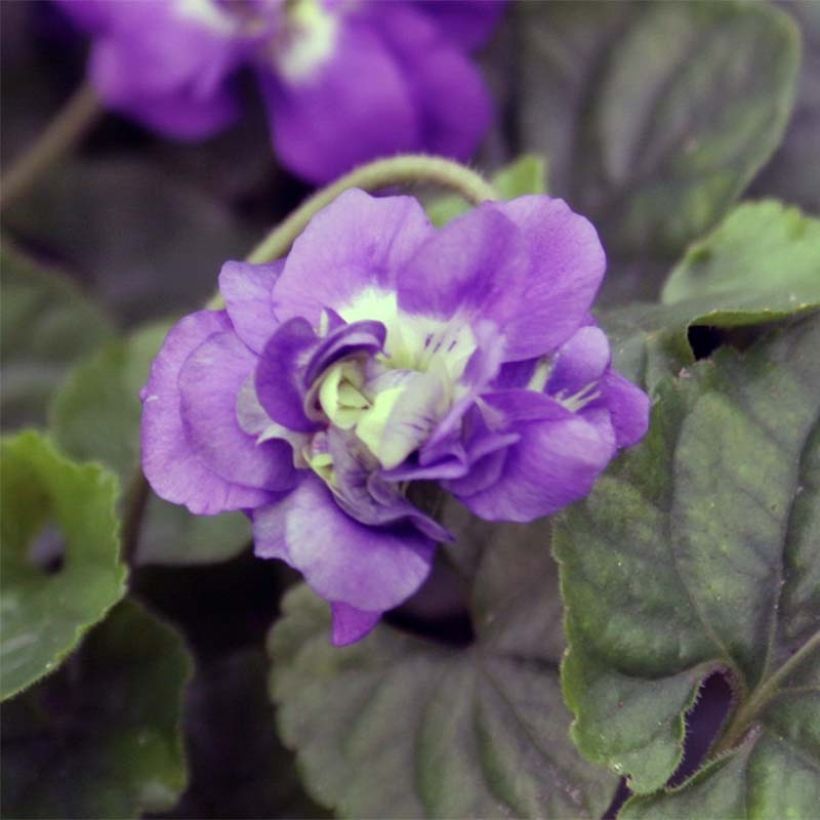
{"left": 56, "top": 0, "right": 504, "bottom": 183}
{"left": 141, "top": 189, "right": 649, "bottom": 644}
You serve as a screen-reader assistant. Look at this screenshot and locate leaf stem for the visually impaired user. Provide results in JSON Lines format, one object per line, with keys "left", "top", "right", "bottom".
{"left": 0, "top": 83, "right": 102, "bottom": 211}
{"left": 715, "top": 629, "right": 820, "bottom": 753}
{"left": 246, "top": 154, "right": 497, "bottom": 264}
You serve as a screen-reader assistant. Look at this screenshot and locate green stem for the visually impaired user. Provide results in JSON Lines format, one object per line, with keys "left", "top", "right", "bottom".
{"left": 715, "top": 630, "right": 820, "bottom": 754}
{"left": 246, "top": 153, "right": 497, "bottom": 264}
{"left": 0, "top": 83, "right": 102, "bottom": 211}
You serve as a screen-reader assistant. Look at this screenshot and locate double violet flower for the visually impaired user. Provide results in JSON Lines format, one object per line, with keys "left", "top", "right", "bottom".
{"left": 56, "top": 0, "right": 503, "bottom": 183}
{"left": 141, "top": 190, "right": 649, "bottom": 644}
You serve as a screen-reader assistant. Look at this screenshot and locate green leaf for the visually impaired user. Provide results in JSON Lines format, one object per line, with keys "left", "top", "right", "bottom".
{"left": 554, "top": 313, "right": 820, "bottom": 805}
{"left": 270, "top": 510, "right": 618, "bottom": 818}
{"left": 49, "top": 324, "right": 251, "bottom": 566}
{"left": 1, "top": 599, "right": 192, "bottom": 818}
{"left": 516, "top": 1, "right": 800, "bottom": 301}
{"left": 662, "top": 200, "right": 820, "bottom": 310}
{"left": 426, "top": 154, "right": 548, "bottom": 226}
{"left": 0, "top": 431, "right": 126, "bottom": 700}
{"left": 599, "top": 200, "right": 820, "bottom": 391}
{"left": 0, "top": 241, "right": 115, "bottom": 428}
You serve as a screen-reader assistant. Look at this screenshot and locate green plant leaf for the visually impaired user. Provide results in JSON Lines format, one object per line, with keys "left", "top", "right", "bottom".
{"left": 662, "top": 200, "right": 820, "bottom": 308}
{"left": 0, "top": 241, "right": 115, "bottom": 428}
{"left": 426, "top": 154, "right": 548, "bottom": 226}
{"left": 1, "top": 599, "right": 192, "bottom": 818}
{"left": 0, "top": 430, "right": 126, "bottom": 700}
{"left": 49, "top": 324, "right": 251, "bottom": 566}
{"left": 554, "top": 313, "right": 820, "bottom": 805}
{"left": 516, "top": 1, "right": 800, "bottom": 301}
{"left": 599, "top": 200, "right": 820, "bottom": 390}
{"left": 269, "top": 509, "right": 618, "bottom": 818}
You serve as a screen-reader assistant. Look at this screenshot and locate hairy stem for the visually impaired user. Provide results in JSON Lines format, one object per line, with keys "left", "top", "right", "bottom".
{"left": 0, "top": 83, "right": 102, "bottom": 211}
{"left": 714, "top": 630, "right": 820, "bottom": 754}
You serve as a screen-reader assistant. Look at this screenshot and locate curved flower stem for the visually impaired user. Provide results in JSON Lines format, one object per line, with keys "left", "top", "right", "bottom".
{"left": 246, "top": 154, "right": 498, "bottom": 264}
{"left": 0, "top": 83, "right": 102, "bottom": 212}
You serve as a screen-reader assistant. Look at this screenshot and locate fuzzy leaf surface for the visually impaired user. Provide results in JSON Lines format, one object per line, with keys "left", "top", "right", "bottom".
{"left": 270, "top": 512, "right": 618, "bottom": 819}
{"left": 554, "top": 314, "right": 820, "bottom": 804}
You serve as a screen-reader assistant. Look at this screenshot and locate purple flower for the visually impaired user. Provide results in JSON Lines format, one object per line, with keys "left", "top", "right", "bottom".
{"left": 141, "top": 190, "right": 649, "bottom": 644}
{"left": 56, "top": 0, "right": 504, "bottom": 183}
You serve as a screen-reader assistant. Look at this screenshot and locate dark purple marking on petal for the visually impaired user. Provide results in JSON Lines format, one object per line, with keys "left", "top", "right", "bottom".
{"left": 302, "top": 319, "right": 386, "bottom": 388}
{"left": 255, "top": 317, "right": 321, "bottom": 433}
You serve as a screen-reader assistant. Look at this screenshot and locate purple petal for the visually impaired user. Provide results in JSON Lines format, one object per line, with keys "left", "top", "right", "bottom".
{"left": 141, "top": 311, "right": 278, "bottom": 514}
{"left": 331, "top": 603, "right": 381, "bottom": 646}
{"left": 303, "top": 320, "right": 386, "bottom": 388}
{"left": 219, "top": 260, "right": 282, "bottom": 354}
{"left": 454, "top": 394, "right": 614, "bottom": 522}
{"left": 410, "top": 0, "right": 507, "bottom": 52}
{"left": 489, "top": 197, "right": 607, "bottom": 360}
{"left": 365, "top": 3, "right": 493, "bottom": 161}
{"left": 398, "top": 204, "right": 528, "bottom": 321}
{"left": 601, "top": 370, "right": 651, "bottom": 448}
{"left": 178, "top": 329, "right": 295, "bottom": 492}
{"left": 85, "top": 5, "right": 244, "bottom": 140}
{"left": 255, "top": 318, "right": 320, "bottom": 433}
{"left": 260, "top": 21, "right": 418, "bottom": 184}
{"left": 252, "top": 477, "right": 435, "bottom": 611}
{"left": 272, "top": 189, "right": 433, "bottom": 325}
{"left": 547, "top": 325, "right": 611, "bottom": 397}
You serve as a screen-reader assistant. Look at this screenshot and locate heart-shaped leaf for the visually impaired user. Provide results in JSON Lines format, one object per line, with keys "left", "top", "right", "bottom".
{"left": 270, "top": 510, "right": 618, "bottom": 818}
{"left": 516, "top": 1, "right": 800, "bottom": 301}
{"left": 0, "top": 430, "right": 125, "bottom": 699}
{"left": 554, "top": 313, "right": 820, "bottom": 807}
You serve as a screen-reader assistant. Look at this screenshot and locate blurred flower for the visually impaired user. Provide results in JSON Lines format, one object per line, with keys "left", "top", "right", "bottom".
{"left": 141, "top": 190, "right": 649, "bottom": 644}
{"left": 55, "top": 0, "right": 504, "bottom": 183}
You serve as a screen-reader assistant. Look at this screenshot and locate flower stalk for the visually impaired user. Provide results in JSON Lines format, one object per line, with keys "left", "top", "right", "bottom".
{"left": 0, "top": 83, "right": 102, "bottom": 211}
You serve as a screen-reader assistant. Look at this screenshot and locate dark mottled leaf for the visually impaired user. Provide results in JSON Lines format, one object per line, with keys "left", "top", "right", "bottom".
{"left": 554, "top": 314, "right": 820, "bottom": 807}
{"left": 270, "top": 509, "right": 618, "bottom": 819}
{"left": 1, "top": 600, "right": 192, "bottom": 818}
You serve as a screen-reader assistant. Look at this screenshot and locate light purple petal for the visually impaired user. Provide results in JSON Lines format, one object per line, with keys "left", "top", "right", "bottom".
{"left": 141, "top": 311, "right": 278, "bottom": 514}
{"left": 178, "top": 329, "right": 295, "bottom": 492}
{"left": 255, "top": 318, "right": 320, "bottom": 433}
{"left": 454, "top": 394, "right": 614, "bottom": 522}
{"left": 272, "top": 189, "right": 433, "bottom": 325}
{"left": 303, "top": 320, "right": 386, "bottom": 388}
{"left": 366, "top": 3, "right": 493, "bottom": 160}
{"left": 489, "top": 196, "right": 607, "bottom": 360}
{"left": 398, "top": 204, "right": 528, "bottom": 321}
{"left": 219, "top": 260, "right": 282, "bottom": 354}
{"left": 547, "top": 325, "right": 611, "bottom": 397}
{"left": 331, "top": 603, "right": 381, "bottom": 646}
{"left": 253, "top": 477, "right": 435, "bottom": 611}
{"left": 601, "top": 370, "right": 651, "bottom": 448}
{"left": 260, "top": 21, "right": 418, "bottom": 184}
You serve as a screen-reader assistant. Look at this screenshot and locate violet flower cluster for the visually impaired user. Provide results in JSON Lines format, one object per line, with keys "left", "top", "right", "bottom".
{"left": 56, "top": 0, "right": 503, "bottom": 183}
{"left": 141, "top": 190, "right": 649, "bottom": 644}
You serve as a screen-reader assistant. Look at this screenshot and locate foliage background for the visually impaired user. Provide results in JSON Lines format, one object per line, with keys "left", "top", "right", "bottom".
{"left": 1, "top": 1, "right": 818, "bottom": 818}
